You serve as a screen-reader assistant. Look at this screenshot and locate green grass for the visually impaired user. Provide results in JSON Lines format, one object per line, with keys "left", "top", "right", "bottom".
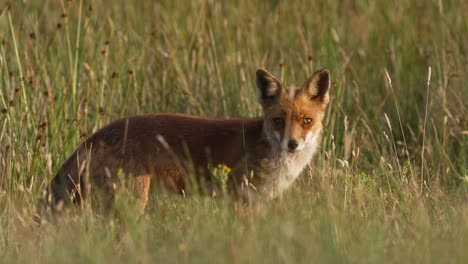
{"left": 0, "top": 0, "right": 467, "bottom": 263}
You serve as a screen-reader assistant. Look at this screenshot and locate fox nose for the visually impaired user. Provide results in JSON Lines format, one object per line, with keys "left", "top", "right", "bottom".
{"left": 288, "top": 140, "right": 299, "bottom": 151}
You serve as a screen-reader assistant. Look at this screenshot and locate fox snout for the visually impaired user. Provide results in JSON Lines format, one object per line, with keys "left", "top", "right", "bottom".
{"left": 282, "top": 117, "right": 310, "bottom": 152}
{"left": 269, "top": 118, "right": 315, "bottom": 153}
{"left": 287, "top": 139, "right": 299, "bottom": 151}
{"left": 281, "top": 129, "right": 309, "bottom": 153}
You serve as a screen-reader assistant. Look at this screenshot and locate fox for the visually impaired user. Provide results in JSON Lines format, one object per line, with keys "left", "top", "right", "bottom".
{"left": 45, "top": 68, "right": 330, "bottom": 214}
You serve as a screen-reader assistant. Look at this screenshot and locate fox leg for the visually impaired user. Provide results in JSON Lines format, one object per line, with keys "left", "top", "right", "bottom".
{"left": 131, "top": 175, "right": 152, "bottom": 215}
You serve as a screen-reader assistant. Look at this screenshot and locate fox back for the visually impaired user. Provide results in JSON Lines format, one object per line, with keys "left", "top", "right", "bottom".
{"left": 46, "top": 68, "right": 330, "bottom": 213}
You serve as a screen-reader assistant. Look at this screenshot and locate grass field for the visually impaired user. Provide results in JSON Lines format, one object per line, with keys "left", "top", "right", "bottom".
{"left": 0, "top": 0, "right": 467, "bottom": 263}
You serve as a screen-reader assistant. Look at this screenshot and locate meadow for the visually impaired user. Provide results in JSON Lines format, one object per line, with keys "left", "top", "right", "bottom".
{"left": 0, "top": 0, "right": 467, "bottom": 263}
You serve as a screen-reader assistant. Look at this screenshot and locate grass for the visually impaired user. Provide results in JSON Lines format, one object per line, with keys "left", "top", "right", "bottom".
{"left": 0, "top": 0, "right": 467, "bottom": 263}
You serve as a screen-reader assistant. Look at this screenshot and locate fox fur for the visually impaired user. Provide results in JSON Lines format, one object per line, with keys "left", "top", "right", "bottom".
{"left": 46, "top": 68, "right": 331, "bottom": 213}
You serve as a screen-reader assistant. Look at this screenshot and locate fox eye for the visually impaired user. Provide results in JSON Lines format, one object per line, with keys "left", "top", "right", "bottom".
{"left": 273, "top": 117, "right": 284, "bottom": 124}
{"left": 303, "top": 117, "right": 313, "bottom": 125}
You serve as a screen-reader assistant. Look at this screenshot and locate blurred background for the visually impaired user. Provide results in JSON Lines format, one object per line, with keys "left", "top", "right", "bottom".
{"left": 0, "top": 1, "right": 466, "bottom": 262}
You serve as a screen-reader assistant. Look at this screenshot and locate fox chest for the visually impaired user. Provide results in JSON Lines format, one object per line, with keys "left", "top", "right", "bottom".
{"left": 259, "top": 149, "right": 316, "bottom": 199}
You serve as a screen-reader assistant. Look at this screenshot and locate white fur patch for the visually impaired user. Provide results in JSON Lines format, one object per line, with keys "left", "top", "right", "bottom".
{"left": 262, "top": 131, "right": 320, "bottom": 199}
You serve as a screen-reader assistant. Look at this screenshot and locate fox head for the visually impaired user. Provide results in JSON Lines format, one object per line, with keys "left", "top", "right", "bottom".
{"left": 256, "top": 68, "right": 330, "bottom": 153}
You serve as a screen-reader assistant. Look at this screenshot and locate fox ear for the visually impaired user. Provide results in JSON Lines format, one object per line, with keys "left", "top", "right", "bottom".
{"left": 303, "top": 69, "right": 330, "bottom": 104}
{"left": 256, "top": 69, "right": 283, "bottom": 104}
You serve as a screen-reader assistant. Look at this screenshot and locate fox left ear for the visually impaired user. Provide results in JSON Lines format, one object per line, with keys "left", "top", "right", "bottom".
{"left": 303, "top": 69, "right": 330, "bottom": 104}
{"left": 256, "top": 69, "right": 284, "bottom": 106}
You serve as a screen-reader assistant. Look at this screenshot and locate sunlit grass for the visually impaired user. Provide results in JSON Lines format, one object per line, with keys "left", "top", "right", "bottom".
{"left": 0, "top": 0, "right": 467, "bottom": 263}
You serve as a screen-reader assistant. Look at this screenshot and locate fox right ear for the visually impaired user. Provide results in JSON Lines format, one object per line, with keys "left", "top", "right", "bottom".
{"left": 303, "top": 69, "right": 330, "bottom": 104}
{"left": 256, "top": 69, "right": 283, "bottom": 104}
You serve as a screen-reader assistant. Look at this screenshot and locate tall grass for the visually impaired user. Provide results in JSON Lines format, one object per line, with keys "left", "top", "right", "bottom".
{"left": 0, "top": 0, "right": 467, "bottom": 263}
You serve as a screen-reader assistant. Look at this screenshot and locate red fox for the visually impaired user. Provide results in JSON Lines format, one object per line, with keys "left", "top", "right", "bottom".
{"left": 47, "top": 68, "right": 330, "bottom": 213}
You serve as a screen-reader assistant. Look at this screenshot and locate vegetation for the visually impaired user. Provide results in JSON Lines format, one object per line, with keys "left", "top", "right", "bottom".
{"left": 0, "top": 0, "right": 466, "bottom": 263}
